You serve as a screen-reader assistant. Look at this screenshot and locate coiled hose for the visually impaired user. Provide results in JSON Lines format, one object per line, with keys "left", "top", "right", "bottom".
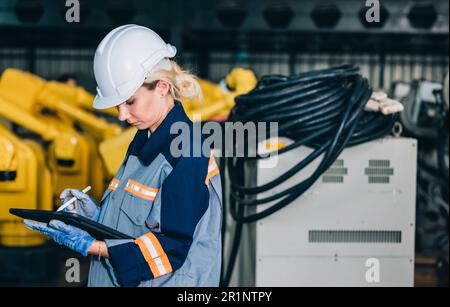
{"left": 221, "top": 65, "right": 399, "bottom": 285}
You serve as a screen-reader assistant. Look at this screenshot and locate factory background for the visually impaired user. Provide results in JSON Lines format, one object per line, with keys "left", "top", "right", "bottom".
{"left": 0, "top": 0, "right": 448, "bottom": 287}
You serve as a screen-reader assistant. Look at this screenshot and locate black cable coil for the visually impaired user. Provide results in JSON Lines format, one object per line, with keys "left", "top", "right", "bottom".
{"left": 226, "top": 65, "right": 398, "bottom": 223}
{"left": 220, "top": 65, "right": 399, "bottom": 285}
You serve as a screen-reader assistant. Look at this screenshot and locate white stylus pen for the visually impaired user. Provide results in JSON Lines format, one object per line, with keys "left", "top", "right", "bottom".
{"left": 56, "top": 186, "right": 92, "bottom": 212}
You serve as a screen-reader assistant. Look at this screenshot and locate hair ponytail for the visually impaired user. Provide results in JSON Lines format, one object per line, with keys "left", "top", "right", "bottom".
{"left": 143, "top": 60, "right": 203, "bottom": 101}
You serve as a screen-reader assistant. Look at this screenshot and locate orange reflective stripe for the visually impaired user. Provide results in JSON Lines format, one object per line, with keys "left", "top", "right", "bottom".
{"left": 205, "top": 168, "right": 220, "bottom": 185}
{"left": 145, "top": 232, "right": 173, "bottom": 275}
{"left": 135, "top": 237, "right": 160, "bottom": 278}
{"left": 205, "top": 153, "right": 220, "bottom": 185}
{"left": 124, "top": 186, "right": 156, "bottom": 201}
{"left": 135, "top": 233, "right": 173, "bottom": 278}
{"left": 124, "top": 179, "right": 159, "bottom": 201}
{"left": 108, "top": 178, "right": 120, "bottom": 191}
{"left": 208, "top": 154, "right": 215, "bottom": 167}
{"left": 128, "top": 179, "right": 159, "bottom": 193}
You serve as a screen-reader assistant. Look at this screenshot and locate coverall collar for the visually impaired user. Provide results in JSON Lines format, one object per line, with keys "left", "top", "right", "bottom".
{"left": 127, "top": 101, "right": 190, "bottom": 166}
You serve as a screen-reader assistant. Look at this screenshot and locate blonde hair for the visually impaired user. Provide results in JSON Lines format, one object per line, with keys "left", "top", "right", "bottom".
{"left": 143, "top": 60, "right": 203, "bottom": 101}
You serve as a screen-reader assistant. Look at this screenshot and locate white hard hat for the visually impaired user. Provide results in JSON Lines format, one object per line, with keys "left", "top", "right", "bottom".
{"left": 93, "top": 24, "right": 177, "bottom": 109}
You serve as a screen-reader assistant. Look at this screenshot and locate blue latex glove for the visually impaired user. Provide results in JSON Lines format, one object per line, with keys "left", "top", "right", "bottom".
{"left": 24, "top": 219, "right": 95, "bottom": 256}
{"left": 60, "top": 188, "right": 100, "bottom": 222}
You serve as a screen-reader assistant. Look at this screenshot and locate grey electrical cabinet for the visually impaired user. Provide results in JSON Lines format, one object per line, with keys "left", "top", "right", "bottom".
{"left": 255, "top": 137, "right": 417, "bottom": 286}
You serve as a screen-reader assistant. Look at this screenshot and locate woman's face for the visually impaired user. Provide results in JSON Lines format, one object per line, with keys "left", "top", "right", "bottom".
{"left": 117, "top": 81, "right": 172, "bottom": 131}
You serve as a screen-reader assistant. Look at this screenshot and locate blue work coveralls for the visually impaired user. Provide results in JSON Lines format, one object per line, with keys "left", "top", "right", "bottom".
{"left": 87, "top": 102, "right": 222, "bottom": 287}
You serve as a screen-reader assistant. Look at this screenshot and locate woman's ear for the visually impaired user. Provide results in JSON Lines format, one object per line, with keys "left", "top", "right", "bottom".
{"left": 156, "top": 80, "right": 170, "bottom": 96}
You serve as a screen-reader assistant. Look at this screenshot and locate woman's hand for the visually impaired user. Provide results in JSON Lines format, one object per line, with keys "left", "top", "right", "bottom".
{"left": 24, "top": 219, "right": 95, "bottom": 256}
{"left": 59, "top": 188, "right": 100, "bottom": 221}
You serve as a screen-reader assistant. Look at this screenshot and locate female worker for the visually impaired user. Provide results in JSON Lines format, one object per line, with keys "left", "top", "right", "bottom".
{"left": 24, "top": 24, "right": 223, "bottom": 287}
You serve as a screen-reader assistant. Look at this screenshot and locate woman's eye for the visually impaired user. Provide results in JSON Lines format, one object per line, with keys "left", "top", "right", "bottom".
{"left": 126, "top": 100, "right": 134, "bottom": 105}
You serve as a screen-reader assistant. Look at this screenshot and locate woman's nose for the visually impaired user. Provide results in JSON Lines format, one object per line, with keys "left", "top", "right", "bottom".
{"left": 117, "top": 105, "right": 130, "bottom": 122}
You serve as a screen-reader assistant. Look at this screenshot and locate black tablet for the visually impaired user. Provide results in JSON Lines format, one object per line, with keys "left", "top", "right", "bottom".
{"left": 10, "top": 209, "right": 134, "bottom": 240}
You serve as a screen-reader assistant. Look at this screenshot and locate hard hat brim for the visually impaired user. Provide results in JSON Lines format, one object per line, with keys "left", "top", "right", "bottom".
{"left": 93, "top": 93, "right": 132, "bottom": 110}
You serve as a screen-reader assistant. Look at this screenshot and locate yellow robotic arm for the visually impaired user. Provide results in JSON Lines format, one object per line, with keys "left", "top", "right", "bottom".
{"left": 0, "top": 69, "right": 121, "bottom": 142}
{"left": 183, "top": 68, "right": 257, "bottom": 121}
{"left": 0, "top": 97, "right": 60, "bottom": 141}
{"left": 45, "top": 81, "right": 118, "bottom": 117}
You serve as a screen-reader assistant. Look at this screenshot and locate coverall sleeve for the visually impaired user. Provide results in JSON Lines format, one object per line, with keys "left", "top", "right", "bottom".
{"left": 105, "top": 156, "right": 215, "bottom": 287}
